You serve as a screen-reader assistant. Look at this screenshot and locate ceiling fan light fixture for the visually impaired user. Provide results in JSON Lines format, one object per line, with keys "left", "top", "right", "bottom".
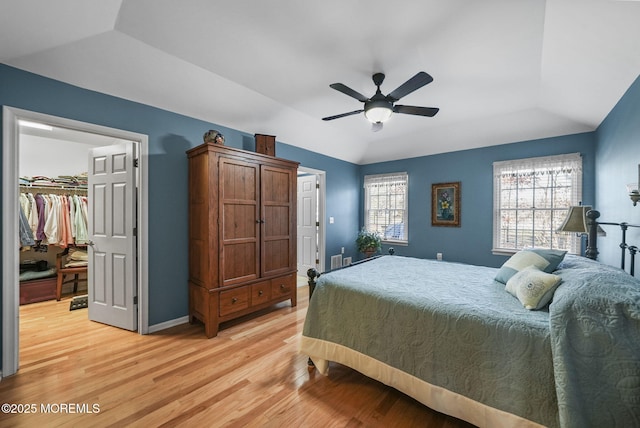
{"left": 364, "top": 101, "right": 393, "bottom": 123}
{"left": 323, "top": 71, "right": 437, "bottom": 124}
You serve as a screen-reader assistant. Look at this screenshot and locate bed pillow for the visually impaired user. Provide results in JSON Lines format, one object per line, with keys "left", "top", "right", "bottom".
{"left": 495, "top": 249, "right": 566, "bottom": 284}
{"left": 505, "top": 266, "right": 562, "bottom": 310}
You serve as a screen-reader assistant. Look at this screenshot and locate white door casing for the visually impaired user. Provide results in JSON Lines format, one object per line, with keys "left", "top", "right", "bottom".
{"left": 88, "top": 143, "right": 138, "bottom": 331}
{"left": 297, "top": 174, "right": 318, "bottom": 274}
{"left": 3, "top": 106, "right": 148, "bottom": 378}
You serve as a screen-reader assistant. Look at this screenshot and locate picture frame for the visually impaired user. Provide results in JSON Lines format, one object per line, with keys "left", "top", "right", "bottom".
{"left": 431, "top": 182, "right": 460, "bottom": 227}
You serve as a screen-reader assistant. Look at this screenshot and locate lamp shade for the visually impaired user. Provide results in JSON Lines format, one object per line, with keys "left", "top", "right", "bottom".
{"left": 557, "top": 205, "right": 606, "bottom": 236}
{"left": 557, "top": 206, "right": 590, "bottom": 234}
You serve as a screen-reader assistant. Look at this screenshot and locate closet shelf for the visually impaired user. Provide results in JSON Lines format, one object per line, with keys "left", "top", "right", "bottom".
{"left": 20, "top": 183, "right": 87, "bottom": 193}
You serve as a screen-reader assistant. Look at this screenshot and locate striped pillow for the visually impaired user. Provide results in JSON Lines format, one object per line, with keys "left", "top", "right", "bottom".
{"left": 495, "top": 249, "right": 566, "bottom": 284}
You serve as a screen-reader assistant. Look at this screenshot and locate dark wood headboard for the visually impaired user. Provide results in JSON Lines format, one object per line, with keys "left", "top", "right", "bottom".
{"left": 586, "top": 209, "right": 640, "bottom": 276}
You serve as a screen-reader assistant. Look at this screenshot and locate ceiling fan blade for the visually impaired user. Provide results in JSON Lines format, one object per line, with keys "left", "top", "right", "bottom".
{"left": 387, "top": 72, "right": 434, "bottom": 101}
{"left": 329, "top": 83, "right": 369, "bottom": 102}
{"left": 322, "top": 109, "right": 364, "bottom": 121}
{"left": 393, "top": 105, "right": 439, "bottom": 117}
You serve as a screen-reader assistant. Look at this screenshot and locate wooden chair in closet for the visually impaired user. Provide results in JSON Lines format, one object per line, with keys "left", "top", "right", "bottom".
{"left": 55, "top": 247, "right": 88, "bottom": 301}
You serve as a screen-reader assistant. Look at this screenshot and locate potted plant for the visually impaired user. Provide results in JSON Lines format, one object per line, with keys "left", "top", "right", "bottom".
{"left": 356, "top": 228, "right": 382, "bottom": 258}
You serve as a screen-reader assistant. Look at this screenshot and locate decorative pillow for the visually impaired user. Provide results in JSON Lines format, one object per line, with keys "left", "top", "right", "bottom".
{"left": 495, "top": 249, "right": 566, "bottom": 284}
{"left": 505, "top": 266, "right": 562, "bottom": 310}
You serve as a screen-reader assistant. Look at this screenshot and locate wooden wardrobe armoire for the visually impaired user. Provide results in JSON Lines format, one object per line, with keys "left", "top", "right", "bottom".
{"left": 187, "top": 142, "right": 299, "bottom": 337}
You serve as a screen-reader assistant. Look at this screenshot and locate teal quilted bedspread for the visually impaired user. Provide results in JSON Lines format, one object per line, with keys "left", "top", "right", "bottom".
{"left": 302, "top": 255, "right": 640, "bottom": 427}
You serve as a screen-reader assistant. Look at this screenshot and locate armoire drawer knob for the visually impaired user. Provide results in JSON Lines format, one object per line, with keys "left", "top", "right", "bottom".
{"left": 231, "top": 297, "right": 238, "bottom": 304}
{"left": 258, "top": 290, "right": 263, "bottom": 296}
{"left": 280, "top": 284, "right": 285, "bottom": 289}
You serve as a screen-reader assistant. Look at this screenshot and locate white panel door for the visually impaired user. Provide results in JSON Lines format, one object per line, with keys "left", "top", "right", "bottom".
{"left": 88, "top": 143, "right": 137, "bottom": 331}
{"left": 297, "top": 174, "right": 318, "bottom": 274}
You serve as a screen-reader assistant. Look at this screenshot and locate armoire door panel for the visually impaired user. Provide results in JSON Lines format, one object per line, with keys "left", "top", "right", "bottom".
{"left": 222, "top": 240, "right": 259, "bottom": 284}
{"left": 261, "top": 167, "right": 291, "bottom": 203}
{"left": 263, "top": 205, "right": 290, "bottom": 237}
{"left": 261, "top": 165, "right": 295, "bottom": 277}
{"left": 263, "top": 239, "right": 291, "bottom": 274}
{"left": 219, "top": 157, "right": 260, "bottom": 286}
{"left": 221, "top": 161, "right": 258, "bottom": 201}
{"left": 222, "top": 203, "right": 258, "bottom": 240}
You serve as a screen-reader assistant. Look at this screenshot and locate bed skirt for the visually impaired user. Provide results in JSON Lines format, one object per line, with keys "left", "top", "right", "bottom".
{"left": 299, "top": 336, "right": 543, "bottom": 428}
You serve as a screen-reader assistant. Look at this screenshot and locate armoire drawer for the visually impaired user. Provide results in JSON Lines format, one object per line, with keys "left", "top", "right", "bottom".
{"left": 219, "top": 286, "right": 250, "bottom": 316}
{"left": 251, "top": 281, "right": 271, "bottom": 306}
{"left": 271, "top": 274, "right": 295, "bottom": 298}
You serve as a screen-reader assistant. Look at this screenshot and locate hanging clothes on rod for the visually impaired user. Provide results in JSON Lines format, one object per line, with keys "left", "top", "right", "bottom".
{"left": 19, "top": 183, "right": 89, "bottom": 251}
{"left": 19, "top": 203, "right": 35, "bottom": 250}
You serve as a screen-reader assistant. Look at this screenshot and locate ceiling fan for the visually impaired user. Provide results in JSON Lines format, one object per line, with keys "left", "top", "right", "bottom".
{"left": 322, "top": 72, "right": 439, "bottom": 131}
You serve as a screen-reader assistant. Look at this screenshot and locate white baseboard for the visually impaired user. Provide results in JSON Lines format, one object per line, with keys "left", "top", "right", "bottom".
{"left": 148, "top": 316, "right": 189, "bottom": 333}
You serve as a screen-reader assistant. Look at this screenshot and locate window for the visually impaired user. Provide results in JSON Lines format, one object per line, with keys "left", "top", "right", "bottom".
{"left": 364, "top": 172, "right": 408, "bottom": 243}
{"left": 493, "top": 153, "right": 582, "bottom": 254}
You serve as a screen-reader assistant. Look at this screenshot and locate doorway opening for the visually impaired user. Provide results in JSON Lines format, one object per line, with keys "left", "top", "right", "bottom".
{"left": 297, "top": 167, "right": 326, "bottom": 280}
{"left": 2, "top": 107, "right": 149, "bottom": 378}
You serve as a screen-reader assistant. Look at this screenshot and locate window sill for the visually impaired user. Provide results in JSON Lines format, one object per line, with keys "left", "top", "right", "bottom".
{"left": 383, "top": 240, "right": 408, "bottom": 247}
{"left": 492, "top": 248, "right": 518, "bottom": 256}
{"left": 492, "top": 248, "right": 578, "bottom": 256}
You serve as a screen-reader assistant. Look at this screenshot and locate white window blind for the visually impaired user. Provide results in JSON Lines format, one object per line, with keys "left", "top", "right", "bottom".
{"left": 493, "top": 153, "right": 582, "bottom": 254}
{"left": 364, "top": 172, "right": 408, "bottom": 243}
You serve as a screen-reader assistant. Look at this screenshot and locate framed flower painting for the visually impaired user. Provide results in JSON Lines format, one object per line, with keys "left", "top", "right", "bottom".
{"left": 431, "top": 182, "right": 460, "bottom": 227}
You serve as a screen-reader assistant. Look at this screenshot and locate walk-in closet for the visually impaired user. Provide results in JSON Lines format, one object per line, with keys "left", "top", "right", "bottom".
{"left": 17, "top": 122, "right": 128, "bottom": 310}
{"left": 19, "top": 175, "right": 89, "bottom": 304}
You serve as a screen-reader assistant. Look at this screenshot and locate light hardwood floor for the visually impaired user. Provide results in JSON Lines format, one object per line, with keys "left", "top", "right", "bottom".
{"left": 1, "top": 285, "right": 475, "bottom": 428}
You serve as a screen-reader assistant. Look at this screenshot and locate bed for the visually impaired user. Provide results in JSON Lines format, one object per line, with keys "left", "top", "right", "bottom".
{"left": 300, "top": 217, "right": 640, "bottom": 427}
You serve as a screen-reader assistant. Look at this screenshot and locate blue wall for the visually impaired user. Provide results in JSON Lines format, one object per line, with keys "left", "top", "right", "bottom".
{"left": 360, "top": 133, "right": 597, "bottom": 268}
{"left": 277, "top": 144, "right": 360, "bottom": 261}
{"left": 595, "top": 74, "right": 640, "bottom": 267}
{"left": 0, "top": 64, "right": 359, "bottom": 332}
